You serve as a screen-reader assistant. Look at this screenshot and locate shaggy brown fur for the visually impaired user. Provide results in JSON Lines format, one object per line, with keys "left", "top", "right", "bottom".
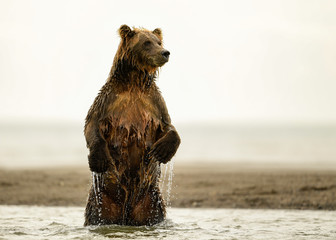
{"left": 84, "top": 25, "right": 180, "bottom": 226}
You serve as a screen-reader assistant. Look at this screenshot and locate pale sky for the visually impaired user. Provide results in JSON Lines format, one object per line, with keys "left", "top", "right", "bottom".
{"left": 1, "top": 0, "right": 336, "bottom": 124}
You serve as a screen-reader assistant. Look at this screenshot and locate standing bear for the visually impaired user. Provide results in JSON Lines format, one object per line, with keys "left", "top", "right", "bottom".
{"left": 84, "top": 25, "right": 180, "bottom": 226}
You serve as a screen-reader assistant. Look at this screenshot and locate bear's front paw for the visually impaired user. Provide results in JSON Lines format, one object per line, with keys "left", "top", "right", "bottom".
{"left": 88, "top": 150, "right": 111, "bottom": 173}
{"left": 148, "top": 131, "right": 180, "bottom": 164}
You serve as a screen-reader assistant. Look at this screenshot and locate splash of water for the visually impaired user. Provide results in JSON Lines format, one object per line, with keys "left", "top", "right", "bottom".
{"left": 160, "top": 160, "right": 174, "bottom": 207}
{"left": 166, "top": 160, "right": 174, "bottom": 206}
{"left": 92, "top": 172, "right": 104, "bottom": 223}
{"left": 159, "top": 163, "right": 169, "bottom": 191}
{"left": 91, "top": 160, "right": 174, "bottom": 225}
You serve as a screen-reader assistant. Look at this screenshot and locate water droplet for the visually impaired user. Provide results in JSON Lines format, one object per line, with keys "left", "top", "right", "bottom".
{"left": 92, "top": 172, "right": 104, "bottom": 224}
{"left": 160, "top": 160, "right": 174, "bottom": 207}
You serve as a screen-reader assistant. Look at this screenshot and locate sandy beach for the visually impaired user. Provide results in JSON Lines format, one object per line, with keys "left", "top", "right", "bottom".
{"left": 0, "top": 163, "right": 335, "bottom": 210}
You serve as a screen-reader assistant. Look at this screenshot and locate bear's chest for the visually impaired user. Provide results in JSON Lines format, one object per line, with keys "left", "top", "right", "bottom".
{"left": 105, "top": 91, "right": 161, "bottom": 147}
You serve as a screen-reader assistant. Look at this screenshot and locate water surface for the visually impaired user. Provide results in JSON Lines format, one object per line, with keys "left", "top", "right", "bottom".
{"left": 0, "top": 206, "right": 335, "bottom": 240}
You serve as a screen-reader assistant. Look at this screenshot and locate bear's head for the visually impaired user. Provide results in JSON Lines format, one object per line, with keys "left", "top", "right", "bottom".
{"left": 116, "top": 25, "right": 170, "bottom": 73}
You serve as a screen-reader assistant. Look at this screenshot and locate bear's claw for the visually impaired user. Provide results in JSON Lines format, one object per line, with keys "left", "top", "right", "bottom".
{"left": 148, "top": 130, "right": 180, "bottom": 164}
{"left": 88, "top": 149, "right": 111, "bottom": 173}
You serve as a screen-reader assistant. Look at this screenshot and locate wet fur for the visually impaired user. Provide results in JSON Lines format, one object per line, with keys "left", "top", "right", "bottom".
{"left": 84, "top": 25, "right": 180, "bottom": 226}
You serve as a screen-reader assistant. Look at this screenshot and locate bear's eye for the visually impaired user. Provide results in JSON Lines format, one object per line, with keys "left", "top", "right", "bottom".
{"left": 144, "top": 41, "right": 151, "bottom": 47}
{"left": 158, "top": 41, "right": 162, "bottom": 46}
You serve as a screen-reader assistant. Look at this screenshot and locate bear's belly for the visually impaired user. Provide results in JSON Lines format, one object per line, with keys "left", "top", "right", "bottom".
{"left": 108, "top": 122, "right": 157, "bottom": 173}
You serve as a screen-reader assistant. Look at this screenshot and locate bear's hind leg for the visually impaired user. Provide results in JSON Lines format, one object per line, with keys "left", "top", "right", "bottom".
{"left": 130, "top": 188, "right": 165, "bottom": 226}
{"left": 84, "top": 189, "right": 123, "bottom": 226}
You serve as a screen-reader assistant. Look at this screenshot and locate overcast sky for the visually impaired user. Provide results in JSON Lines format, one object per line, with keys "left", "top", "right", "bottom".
{"left": 1, "top": 0, "right": 336, "bottom": 125}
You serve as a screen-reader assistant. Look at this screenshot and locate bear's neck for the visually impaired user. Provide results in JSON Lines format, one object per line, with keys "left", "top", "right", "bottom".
{"left": 109, "top": 58, "right": 156, "bottom": 90}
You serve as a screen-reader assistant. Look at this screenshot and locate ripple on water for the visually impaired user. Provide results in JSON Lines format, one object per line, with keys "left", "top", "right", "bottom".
{"left": 1, "top": 206, "right": 336, "bottom": 240}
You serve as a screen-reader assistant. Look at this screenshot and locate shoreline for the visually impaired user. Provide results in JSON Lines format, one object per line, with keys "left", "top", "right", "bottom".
{"left": 0, "top": 163, "right": 335, "bottom": 210}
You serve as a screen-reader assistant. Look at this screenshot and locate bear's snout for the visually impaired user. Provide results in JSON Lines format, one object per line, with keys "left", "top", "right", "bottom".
{"left": 161, "top": 50, "right": 170, "bottom": 61}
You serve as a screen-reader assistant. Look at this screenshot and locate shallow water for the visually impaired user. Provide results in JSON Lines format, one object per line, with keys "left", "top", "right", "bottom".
{"left": 0, "top": 206, "right": 335, "bottom": 240}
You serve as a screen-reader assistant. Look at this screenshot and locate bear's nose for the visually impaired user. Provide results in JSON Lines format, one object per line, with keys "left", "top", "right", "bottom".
{"left": 161, "top": 50, "right": 170, "bottom": 59}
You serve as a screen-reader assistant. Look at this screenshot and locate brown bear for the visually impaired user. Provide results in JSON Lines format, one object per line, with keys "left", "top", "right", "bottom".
{"left": 84, "top": 25, "right": 180, "bottom": 226}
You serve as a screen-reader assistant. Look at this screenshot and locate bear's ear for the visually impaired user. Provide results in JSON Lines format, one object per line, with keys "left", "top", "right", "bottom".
{"left": 152, "top": 28, "right": 162, "bottom": 40}
{"left": 119, "top": 24, "right": 135, "bottom": 39}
